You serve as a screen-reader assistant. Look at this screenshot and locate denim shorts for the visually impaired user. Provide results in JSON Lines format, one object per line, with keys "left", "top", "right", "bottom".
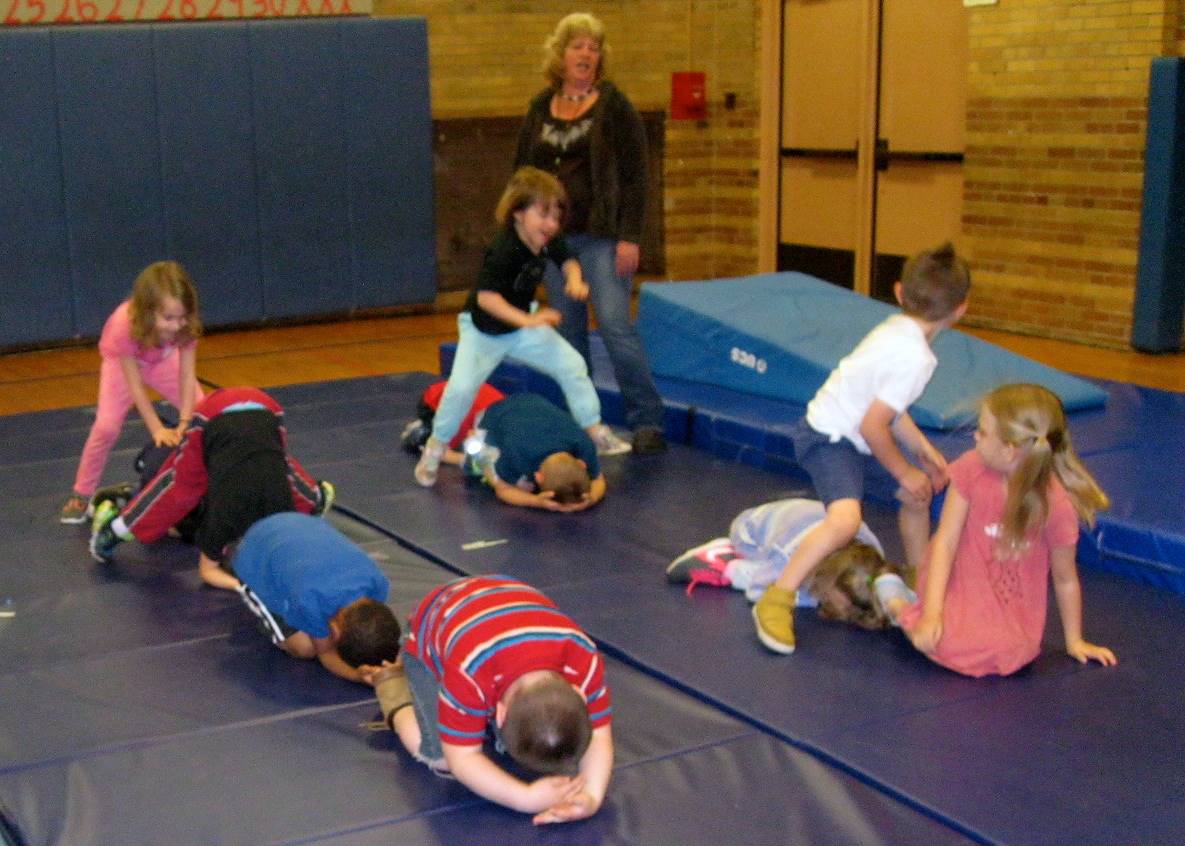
{"left": 402, "top": 651, "right": 445, "bottom": 763}
{"left": 403, "top": 650, "right": 507, "bottom": 769}
{"left": 790, "top": 419, "right": 865, "bottom": 505}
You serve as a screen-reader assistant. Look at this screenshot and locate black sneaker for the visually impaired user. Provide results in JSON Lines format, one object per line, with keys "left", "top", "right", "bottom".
{"left": 314, "top": 480, "right": 335, "bottom": 516}
{"left": 632, "top": 426, "right": 667, "bottom": 455}
{"left": 400, "top": 419, "right": 431, "bottom": 453}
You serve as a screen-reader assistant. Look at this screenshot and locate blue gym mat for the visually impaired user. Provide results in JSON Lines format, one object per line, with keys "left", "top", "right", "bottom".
{"left": 286, "top": 372, "right": 1182, "bottom": 846}
{"left": 0, "top": 383, "right": 973, "bottom": 845}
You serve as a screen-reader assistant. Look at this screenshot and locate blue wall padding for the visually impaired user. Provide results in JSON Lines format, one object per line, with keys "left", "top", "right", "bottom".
{"left": 339, "top": 18, "right": 437, "bottom": 311}
{"left": 251, "top": 22, "right": 354, "bottom": 319}
{"left": 0, "top": 18, "right": 435, "bottom": 347}
{"left": 637, "top": 274, "right": 1108, "bottom": 430}
{"left": 55, "top": 26, "right": 169, "bottom": 337}
{"left": 1133, "top": 57, "right": 1185, "bottom": 352}
{"left": 154, "top": 24, "right": 264, "bottom": 327}
{"left": 0, "top": 29, "right": 75, "bottom": 346}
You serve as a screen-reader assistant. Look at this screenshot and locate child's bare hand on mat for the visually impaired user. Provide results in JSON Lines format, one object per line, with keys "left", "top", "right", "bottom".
{"left": 533, "top": 789, "right": 601, "bottom": 825}
{"left": 911, "top": 613, "right": 943, "bottom": 653}
{"left": 522, "top": 774, "right": 585, "bottom": 814}
{"left": 1067, "top": 639, "right": 1117, "bottom": 667}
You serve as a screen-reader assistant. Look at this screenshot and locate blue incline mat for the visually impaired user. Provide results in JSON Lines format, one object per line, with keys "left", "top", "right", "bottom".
{"left": 0, "top": 383, "right": 971, "bottom": 846}
{"left": 278, "top": 375, "right": 1184, "bottom": 846}
{"left": 635, "top": 274, "right": 1108, "bottom": 429}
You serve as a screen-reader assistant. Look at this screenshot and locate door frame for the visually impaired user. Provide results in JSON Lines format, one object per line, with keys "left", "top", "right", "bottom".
{"left": 760, "top": 0, "right": 882, "bottom": 295}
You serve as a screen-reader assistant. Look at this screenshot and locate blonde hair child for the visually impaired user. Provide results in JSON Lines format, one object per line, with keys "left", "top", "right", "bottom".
{"left": 60, "top": 261, "right": 204, "bottom": 524}
{"left": 880, "top": 383, "right": 1117, "bottom": 676}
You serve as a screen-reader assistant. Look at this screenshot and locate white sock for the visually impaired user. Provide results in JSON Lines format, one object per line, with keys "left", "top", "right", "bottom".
{"left": 873, "top": 574, "right": 917, "bottom": 626}
{"left": 112, "top": 516, "right": 134, "bottom": 541}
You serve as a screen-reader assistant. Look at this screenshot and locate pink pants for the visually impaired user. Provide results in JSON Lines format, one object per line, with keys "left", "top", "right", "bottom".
{"left": 72, "top": 355, "right": 205, "bottom": 496}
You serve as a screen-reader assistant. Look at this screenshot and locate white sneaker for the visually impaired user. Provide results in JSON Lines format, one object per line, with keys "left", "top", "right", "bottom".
{"left": 590, "top": 424, "right": 632, "bottom": 456}
{"left": 414, "top": 439, "right": 445, "bottom": 487}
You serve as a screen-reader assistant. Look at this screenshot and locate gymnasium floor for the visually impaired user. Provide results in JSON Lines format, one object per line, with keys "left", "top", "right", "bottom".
{"left": 1, "top": 316, "right": 1184, "bottom": 844}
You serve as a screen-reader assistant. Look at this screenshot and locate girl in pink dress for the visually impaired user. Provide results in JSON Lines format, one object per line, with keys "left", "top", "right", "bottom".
{"left": 60, "top": 261, "right": 204, "bottom": 524}
{"left": 880, "top": 383, "right": 1117, "bottom": 677}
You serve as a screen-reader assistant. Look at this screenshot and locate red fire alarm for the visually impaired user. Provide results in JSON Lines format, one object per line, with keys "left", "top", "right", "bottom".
{"left": 671, "top": 71, "right": 706, "bottom": 120}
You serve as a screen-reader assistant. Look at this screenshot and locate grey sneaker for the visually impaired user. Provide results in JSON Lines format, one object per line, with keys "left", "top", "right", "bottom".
{"left": 59, "top": 494, "right": 91, "bottom": 525}
{"left": 590, "top": 424, "right": 632, "bottom": 456}
{"left": 665, "top": 538, "right": 736, "bottom": 592}
{"left": 872, "top": 573, "right": 917, "bottom": 627}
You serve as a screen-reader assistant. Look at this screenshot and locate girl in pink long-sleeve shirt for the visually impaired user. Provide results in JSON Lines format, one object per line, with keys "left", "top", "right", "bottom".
{"left": 60, "top": 261, "right": 205, "bottom": 524}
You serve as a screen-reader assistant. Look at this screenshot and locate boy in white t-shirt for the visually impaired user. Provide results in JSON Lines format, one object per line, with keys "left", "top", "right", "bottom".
{"left": 752, "top": 243, "right": 971, "bottom": 655}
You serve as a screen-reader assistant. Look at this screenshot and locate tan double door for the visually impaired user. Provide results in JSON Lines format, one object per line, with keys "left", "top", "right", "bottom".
{"left": 778, "top": 0, "right": 968, "bottom": 301}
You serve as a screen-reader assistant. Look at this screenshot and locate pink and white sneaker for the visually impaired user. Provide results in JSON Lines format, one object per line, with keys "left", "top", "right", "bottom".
{"left": 665, "top": 538, "right": 740, "bottom": 596}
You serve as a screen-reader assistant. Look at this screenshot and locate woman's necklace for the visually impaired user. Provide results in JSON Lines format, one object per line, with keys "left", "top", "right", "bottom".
{"left": 558, "top": 87, "right": 595, "bottom": 103}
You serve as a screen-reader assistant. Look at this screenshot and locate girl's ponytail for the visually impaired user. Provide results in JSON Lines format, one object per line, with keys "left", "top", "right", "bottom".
{"left": 986, "top": 384, "right": 1109, "bottom": 551}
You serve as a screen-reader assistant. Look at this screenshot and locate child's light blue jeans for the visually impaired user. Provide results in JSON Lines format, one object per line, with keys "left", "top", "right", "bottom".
{"left": 431, "top": 311, "right": 602, "bottom": 443}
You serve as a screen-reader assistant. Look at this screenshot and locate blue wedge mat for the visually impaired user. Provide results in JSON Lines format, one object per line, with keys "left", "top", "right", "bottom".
{"left": 0, "top": 390, "right": 971, "bottom": 846}
{"left": 635, "top": 274, "right": 1108, "bottom": 429}
{"left": 259, "top": 374, "right": 1184, "bottom": 846}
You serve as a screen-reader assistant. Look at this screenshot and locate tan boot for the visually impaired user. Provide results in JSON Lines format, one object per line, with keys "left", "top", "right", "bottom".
{"left": 374, "top": 666, "right": 413, "bottom": 730}
{"left": 752, "top": 585, "right": 796, "bottom": 654}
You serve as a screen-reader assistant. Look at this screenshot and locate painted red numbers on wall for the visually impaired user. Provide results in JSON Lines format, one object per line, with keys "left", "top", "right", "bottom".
{"left": 3, "top": 0, "right": 368, "bottom": 24}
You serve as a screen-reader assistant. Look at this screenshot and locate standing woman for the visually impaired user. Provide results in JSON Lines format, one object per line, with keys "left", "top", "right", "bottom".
{"left": 515, "top": 12, "right": 667, "bottom": 454}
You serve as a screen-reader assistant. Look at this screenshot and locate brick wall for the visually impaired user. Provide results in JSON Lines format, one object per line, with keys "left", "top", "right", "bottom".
{"left": 373, "top": 0, "right": 762, "bottom": 284}
{"left": 374, "top": 1, "right": 1181, "bottom": 348}
{"left": 963, "top": 0, "right": 1176, "bottom": 347}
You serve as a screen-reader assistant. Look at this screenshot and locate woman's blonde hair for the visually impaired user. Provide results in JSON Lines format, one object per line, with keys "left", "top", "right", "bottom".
{"left": 494, "top": 166, "right": 569, "bottom": 226}
{"left": 984, "top": 383, "right": 1109, "bottom": 551}
{"left": 541, "top": 12, "right": 610, "bottom": 88}
{"left": 129, "top": 260, "right": 202, "bottom": 347}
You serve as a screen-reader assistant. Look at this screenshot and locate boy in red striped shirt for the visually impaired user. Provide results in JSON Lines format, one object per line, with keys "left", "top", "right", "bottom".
{"left": 374, "top": 575, "right": 613, "bottom": 825}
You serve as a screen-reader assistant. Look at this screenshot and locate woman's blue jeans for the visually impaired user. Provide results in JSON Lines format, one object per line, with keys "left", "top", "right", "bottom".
{"left": 544, "top": 234, "right": 664, "bottom": 430}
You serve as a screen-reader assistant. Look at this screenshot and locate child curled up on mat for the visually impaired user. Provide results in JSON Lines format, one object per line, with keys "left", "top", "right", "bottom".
{"left": 405, "top": 381, "right": 605, "bottom": 512}
{"left": 874, "top": 383, "right": 1118, "bottom": 677}
{"left": 61, "top": 261, "right": 205, "bottom": 524}
{"left": 667, "top": 498, "right": 907, "bottom": 630}
{"left": 372, "top": 575, "right": 613, "bottom": 825}
{"left": 227, "top": 513, "right": 401, "bottom": 684}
